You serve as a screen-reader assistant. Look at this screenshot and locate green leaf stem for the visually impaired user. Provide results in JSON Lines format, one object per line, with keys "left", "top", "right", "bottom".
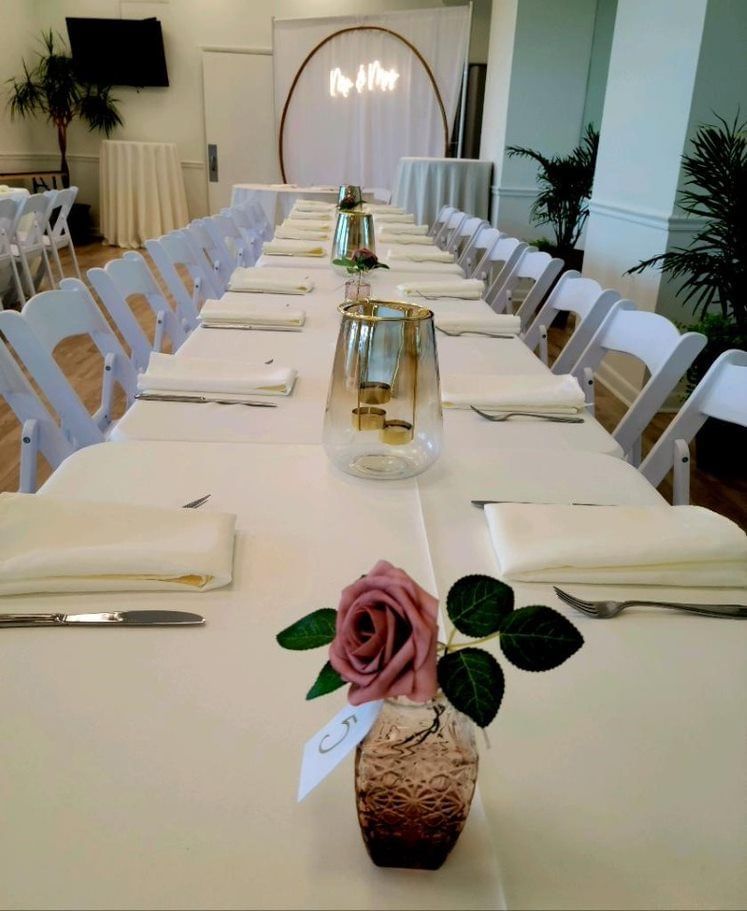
{"left": 276, "top": 608, "right": 337, "bottom": 650}
{"left": 437, "top": 648, "right": 504, "bottom": 727}
{"left": 499, "top": 605, "right": 584, "bottom": 671}
{"left": 306, "top": 662, "right": 346, "bottom": 700}
{"left": 446, "top": 574, "right": 514, "bottom": 637}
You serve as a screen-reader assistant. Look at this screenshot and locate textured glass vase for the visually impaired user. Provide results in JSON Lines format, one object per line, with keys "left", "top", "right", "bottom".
{"left": 355, "top": 696, "right": 478, "bottom": 870}
{"left": 331, "top": 210, "right": 376, "bottom": 262}
{"left": 323, "top": 300, "right": 443, "bottom": 480}
{"left": 344, "top": 278, "right": 371, "bottom": 301}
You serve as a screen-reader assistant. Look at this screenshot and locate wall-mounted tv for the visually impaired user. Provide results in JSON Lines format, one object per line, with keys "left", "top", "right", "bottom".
{"left": 66, "top": 17, "right": 169, "bottom": 87}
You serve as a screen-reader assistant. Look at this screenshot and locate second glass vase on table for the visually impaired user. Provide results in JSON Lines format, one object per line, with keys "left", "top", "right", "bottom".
{"left": 323, "top": 301, "right": 443, "bottom": 480}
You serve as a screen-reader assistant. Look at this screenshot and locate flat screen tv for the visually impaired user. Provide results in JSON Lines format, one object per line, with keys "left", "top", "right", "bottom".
{"left": 66, "top": 17, "right": 169, "bottom": 87}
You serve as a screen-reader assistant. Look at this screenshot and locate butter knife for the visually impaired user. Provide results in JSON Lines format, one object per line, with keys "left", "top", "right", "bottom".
{"left": 199, "top": 323, "right": 303, "bottom": 332}
{"left": 135, "top": 393, "right": 277, "bottom": 407}
{"left": 471, "top": 499, "right": 611, "bottom": 508}
{"left": 0, "top": 610, "right": 205, "bottom": 628}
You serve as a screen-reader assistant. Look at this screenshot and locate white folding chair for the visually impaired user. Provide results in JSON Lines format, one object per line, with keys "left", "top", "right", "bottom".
{"left": 476, "top": 235, "right": 529, "bottom": 292}
{"left": 522, "top": 272, "right": 621, "bottom": 368}
{"left": 460, "top": 225, "right": 502, "bottom": 279}
{"left": 205, "top": 212, "right": 251, "bottom": 271}
{"left": 0, "top": 197, "right": 27, "bottom": 306}
{"left": 0, "top": 309, "right": 105, "bottom": 450}
{"left": 44, "top": 186, "right": 82, "bottom": 280}
{"left": 573, "top": 300, "right": 707, "bottom": 465}
{"left": 224, "top": 206, "right": 264, "bottom": 262}
{"left": 182, "top": 221, "right": 228, "bottom": 295}
{"left": 0, "top": 333, "right": 73, "bottom": 492}
{"left": 488, "top": 250, "right": 563, "bottom": 329}
{"left": 447, "top": 216, "right": 489, "bottom": 261}
{"left": 235, "top": 199, "right": 273, "bottom": 243}
{"left": 85, "top": 253, "right": 188, "bottom": 372}
{"left": 435, "top": 210, "right": 468, "bottom": 250}
{"left": 428, "top": 205, "right": 456, "bottom": 239}
{"left": 640, "top": 349, "right": 747, "bottom": 504}
{"left": 145, "top": 232, "right": 214, "bottom": 331}
{"left": 12, "top": 193, "right": 56, "bottom": 296}
{"left": 20, "top": 285, "right": 137, "bottom": 438}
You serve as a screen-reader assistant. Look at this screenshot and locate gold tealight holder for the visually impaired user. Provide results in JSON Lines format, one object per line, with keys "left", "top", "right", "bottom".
{"left": 359, "top": 381, "right": 391, "bottom": 405}
{"left": 352, "top": 406, "right": 386, "bottom": 430}
{"left": 380, "top": 420, "right": 413, "bottom": 445}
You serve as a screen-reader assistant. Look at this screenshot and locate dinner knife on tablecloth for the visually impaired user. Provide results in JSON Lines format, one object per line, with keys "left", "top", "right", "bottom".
{"left": 0, "top": 611, "right": 205, "bottom": 628}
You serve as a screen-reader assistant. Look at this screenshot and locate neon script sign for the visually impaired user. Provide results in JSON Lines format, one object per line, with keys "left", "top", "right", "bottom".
{"left": 329, "top": 61, "right": 400, "bottom": 98}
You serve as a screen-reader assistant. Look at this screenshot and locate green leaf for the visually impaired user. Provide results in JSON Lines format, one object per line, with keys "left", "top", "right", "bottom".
{"left": 306, "top": 661, "right": 346, "bottom": 700}
{"left": 276, "top": 608, "right": 337, "bottom": 650}
{"left": 437, "top": 648, "right": 504, "bottom": 727}
{"left": 446, "top": 574, "right": 514, "bottom": 637}
{"left": 499, "top": 605, "right": 584, "bottom": 672}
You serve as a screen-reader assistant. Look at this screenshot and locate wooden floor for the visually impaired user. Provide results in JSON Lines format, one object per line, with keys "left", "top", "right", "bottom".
{"left": 1, "top": 241, "right": 745, "bottom": 529}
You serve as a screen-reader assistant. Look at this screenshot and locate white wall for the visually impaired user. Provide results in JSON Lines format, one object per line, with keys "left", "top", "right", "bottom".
{"left": 1, "top": 0, "right": 485, "bottom": 227}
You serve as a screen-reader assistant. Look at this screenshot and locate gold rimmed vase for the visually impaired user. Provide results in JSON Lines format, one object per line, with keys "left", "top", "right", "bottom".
{"left": 337, "top": 184, "right": 364, "bottom": 209}
{"left": 331, "top": 210, "right": 376, "bottom": 262}
{"left": 323, "top": 300, "right": 443, "bottom": 480}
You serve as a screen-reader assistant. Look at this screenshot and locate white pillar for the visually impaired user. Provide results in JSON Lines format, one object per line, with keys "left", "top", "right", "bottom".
{"left": 479, "top": 0, "right": 598, "bottom": 236}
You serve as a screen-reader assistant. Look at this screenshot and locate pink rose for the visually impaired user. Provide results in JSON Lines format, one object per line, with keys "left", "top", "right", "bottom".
{"left": 329, "top": 560, "right": 439, "bottom": 705}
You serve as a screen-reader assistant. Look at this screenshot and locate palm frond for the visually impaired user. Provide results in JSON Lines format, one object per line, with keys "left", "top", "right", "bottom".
{"left": 79, "top": 85, "right": 122, "bottom": 136}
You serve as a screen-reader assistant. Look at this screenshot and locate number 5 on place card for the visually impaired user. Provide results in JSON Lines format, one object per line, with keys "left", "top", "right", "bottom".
{"left": 298, "top": 700, "right": 383, "bottom": 801}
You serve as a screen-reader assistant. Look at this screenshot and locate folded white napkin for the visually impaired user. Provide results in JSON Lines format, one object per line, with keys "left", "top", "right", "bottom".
{"left": 387, "top": 246, "right": 455, "bottom": 263}
{"left": 262, "top": 239, "right": 326, "bottom": 257}
{"left": 435, "top": 314, "right": 521, "bottom": 335}
{"left": 228, "top": 267, "right": 314, "bottom": 294}
{"left": 139, "top": 352, "right": 297, "bottom": 397}
{"left": 374, "top": 212, "right": 415, "bottom": 223}
{"left": 385, "top": 260, "right": 465, "bottom": 275}
{"left": 275, "top": 224, "right": 330, "bottom": 241}
{"left": 379, "top": 233, "right": 435, "bottom": 245}
{"left": 0, "top": 492, "right": 236, "bottom": 595}
{"left": 293, "top": 200, "right": 335, "bottom": 212}
{"left": 396, "top": 279, "right": 485, "bottom": 299}
{"left": 287, "top": 211, "right": 334, "bottom": 222}
{"left": 364, "top": 204, "right": 406, "bottom": 214}
{"left": 200, "top": 298, "right": 305, "bottom": 329}
{"left": 376, "top": 222, "right": 428, "bottom": 234}
{"left": 485, "top": 503, "right": 747, "bottom": 587}
{"left": 442, "top": 374, "right": 585, "bottom": 413}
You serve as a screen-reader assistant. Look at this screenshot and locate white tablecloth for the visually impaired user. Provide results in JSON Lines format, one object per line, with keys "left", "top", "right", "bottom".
{"left": 100, "top": 140, "right": 189, "bottom": 248}
{"left": 231, "top": 184, "right": 375, "bottom": 227}
{"left": 391, "top": 157, "right": 493, "bottom": 225}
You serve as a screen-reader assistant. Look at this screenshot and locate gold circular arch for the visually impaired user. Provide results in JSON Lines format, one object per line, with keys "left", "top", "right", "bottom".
{"left": 278, "top": 25, "right": 449, "bottom": 182}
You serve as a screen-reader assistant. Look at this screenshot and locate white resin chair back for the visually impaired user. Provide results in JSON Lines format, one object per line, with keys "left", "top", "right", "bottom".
{"left": 522, "top": 272, "right": 621, "bottom": 368}
{"left": 461, "top": 226, "right": 502, "bottom": 279}
{"left": 44, "top": 186, "right": 81, "bottom": 280}
{"left": 480, "top": 236, "right": 529, "bottom": 298}
{"left": 573, "top": 300, "right": 707, "bottom": 464}
{"left": 13, "top": 192, "right": 56, "bottom": 295}
{"left": 225, "top": 206, "right": 264, "bottom": 262}
{"left": 0, "top": 333, "right": 73, "bottom": 492}
{"left": 238, "top": 200, "right": 273, "bottom": 242}
{"left": 206, "top": 212, "right": 250, "bottom": 270}
{"left": 428, "top": 204, "right": 455, "bottom": 239}
{"left": 0, "top": 197, "right": 27, "bottom": 306}
{"left": 640, "top": 349, "right": 747, "bottom": 503}
{"left": 448, "top": 216, "right": 488, "bottom": 260}
{"left": 0, "top": 309, "right": 104, "bottom": 449}
{"left": 488, "top": 249, "right": 563, "bottom": 329}
{"left": 436, "top": 210, "right": 467, "bottom": 250}
{"left": 21, "top": 285, "right": 137, "bottom": 435}
{"left": 182, "top": 221, "right": 228, "bottom": 295}
{"left": 145, "top": 232, "right": 211, "bottom": 330}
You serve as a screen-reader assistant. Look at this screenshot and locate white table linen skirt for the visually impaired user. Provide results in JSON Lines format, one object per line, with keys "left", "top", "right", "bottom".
{"left": 391, "top": 157, "right": 493, "bottom": 225}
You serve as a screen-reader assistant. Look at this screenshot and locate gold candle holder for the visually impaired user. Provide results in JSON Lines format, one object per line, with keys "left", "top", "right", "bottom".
{"left": 352, "top": 406, "right": 386, "bottom": 430}
{"left": 359, "top": 381, "right": 391, "bottom": 405}
{"left": 380, "top": 420, "right": 413, "bottom": 445}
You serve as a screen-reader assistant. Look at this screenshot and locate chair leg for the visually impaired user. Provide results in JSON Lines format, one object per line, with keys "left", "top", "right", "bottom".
{"left": 51, "top": 240, "right": 66, "bottom": 282}
{"left": 39, "top": 243, "right": 56, "bottom": 290}
{"left": 67, "top": 241, "right": 82, "bottom": 280}
{"left": 18, "top": 248, "right": 36, "bottom": 298}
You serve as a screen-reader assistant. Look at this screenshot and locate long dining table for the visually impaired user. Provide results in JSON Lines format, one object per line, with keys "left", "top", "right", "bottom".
{"left": 1, "top": 210, "right": 745, "bottom": 911}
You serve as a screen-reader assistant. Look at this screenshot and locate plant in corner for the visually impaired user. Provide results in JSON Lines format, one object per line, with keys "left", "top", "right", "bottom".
{"left": 7, "top": 30, "right": 122, "bottom": 188}
{"left": 277, "top": 560, "right": 583, "bottom": 870}
{"left": 626, "top": 114, "right": 747, "bottom": 475}
{"left": 507, "top": 124, "right": 599, "bottom": 270}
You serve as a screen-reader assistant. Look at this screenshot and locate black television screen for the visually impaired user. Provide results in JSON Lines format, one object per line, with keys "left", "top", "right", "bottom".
{"left": 66, "top": 17, "right": 169, "bottom": 87}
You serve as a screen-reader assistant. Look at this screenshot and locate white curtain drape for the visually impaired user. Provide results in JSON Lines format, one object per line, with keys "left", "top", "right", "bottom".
{"left": 273, "top": 7, "right": 470, "bottom": 190}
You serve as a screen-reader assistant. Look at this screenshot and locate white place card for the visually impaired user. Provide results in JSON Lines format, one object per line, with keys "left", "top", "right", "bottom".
{"left": 298, "top": 700, "right": 383, "bottom": 801}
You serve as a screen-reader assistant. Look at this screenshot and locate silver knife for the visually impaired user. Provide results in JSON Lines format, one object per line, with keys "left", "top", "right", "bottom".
{"left": 199, "top": 323, "right": 303, "bottom": 332}
{"left": 135, "top": 393, "right": 277, "bottom": 407}
{"left": 0, "top": 610, "right": 205, "bottom": 628}
{"left": 471, "top": 499, "right": 612, "bottom": 508}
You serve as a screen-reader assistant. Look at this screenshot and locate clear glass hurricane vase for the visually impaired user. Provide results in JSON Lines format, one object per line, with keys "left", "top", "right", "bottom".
{"left": 323, "top": 300, "right": 443, "bottom": 480}
{"left": 355, "top": 696, "right": 478, "bottom": 869}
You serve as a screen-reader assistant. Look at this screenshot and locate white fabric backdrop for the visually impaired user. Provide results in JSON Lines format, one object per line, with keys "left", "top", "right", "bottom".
{"left": 273, "top": 7, "right": 470, "bottom": 190}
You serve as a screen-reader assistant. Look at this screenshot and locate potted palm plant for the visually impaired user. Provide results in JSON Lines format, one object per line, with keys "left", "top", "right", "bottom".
{"left": 7, "top": 30, "right": 122, "bottom": 241}
{"left": 506, "top": 124, "right": 599, "bottom": 270}
{"left": 627, "top": 114, "right": 747, "bottom": 476}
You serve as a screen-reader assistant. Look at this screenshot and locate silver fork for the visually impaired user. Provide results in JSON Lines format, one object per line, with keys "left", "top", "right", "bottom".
{"left": 470, "top": 405, "right": 585, "bottom": 424}
{"left": 553, "top": 586, "right": 747, "bottom": 619}
{"left": 436, "top": 327, "right": 515, "bottom": 339}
